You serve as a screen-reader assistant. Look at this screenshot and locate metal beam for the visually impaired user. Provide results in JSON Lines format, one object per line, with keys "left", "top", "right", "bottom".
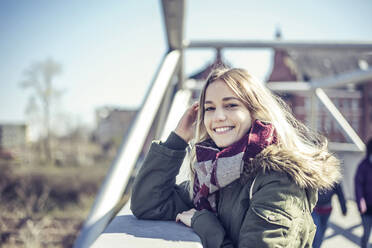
{"left": 162, "top": 0, "right": 185, "bottom": 51}
{"left": 312, "top": 68, "right": 372, "bottom": 88}
{"left": 315, "top": 88, "right": 365, "bottom": 152}
{"left": 186, "top": 40, "right": 372, "bottom": 50}
{"left": 266, "top": 69, "right": 372, "bottom": 92}
{"left": 310, "top": 91, "right": 318, "bottom": 131}
{"left": 328, "top": 142, "right": 365, "bottom": 152}
{"left": 73, "top": 50, "right": 181, "bottom": 248}
{"left": 161, "top": 89, "right": 192, "bottom": 141}
{"left": 154, "top": 79, "right": 175, "bottom": 139}
{"left": 266, "top": 82, "right": 311, "bottom": 92}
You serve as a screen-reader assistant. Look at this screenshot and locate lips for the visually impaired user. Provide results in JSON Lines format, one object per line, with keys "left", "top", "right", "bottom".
{"left": 213, "top": 126, "right": 234, "bottom": 133}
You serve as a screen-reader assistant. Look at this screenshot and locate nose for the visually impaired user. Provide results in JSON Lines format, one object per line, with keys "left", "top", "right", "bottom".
{"left": 213, "top": 108, "right": 227, "bottom": 122}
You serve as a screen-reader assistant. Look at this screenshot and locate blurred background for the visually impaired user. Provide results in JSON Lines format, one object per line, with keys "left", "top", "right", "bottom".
{"left": 1, "top": 0, "right": 371, "bottom": 247}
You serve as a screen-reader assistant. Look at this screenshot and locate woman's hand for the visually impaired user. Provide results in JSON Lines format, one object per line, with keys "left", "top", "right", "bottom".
{"left": 360, "top": 197, "right": 367, "bottom": 214}
{"left": 175, "top": 102, "right": 199, "bottom": 143}
{"left": 176, "top": 208, "right": 197, "bottom": 227}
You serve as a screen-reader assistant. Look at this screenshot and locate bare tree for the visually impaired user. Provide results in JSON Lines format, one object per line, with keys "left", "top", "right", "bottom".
{"left": 21, "top": 58, "right": 62, "bottom": 163}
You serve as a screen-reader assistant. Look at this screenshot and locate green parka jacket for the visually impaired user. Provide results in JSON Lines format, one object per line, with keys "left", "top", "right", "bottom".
{"left": 131, "top": 136, "right": 340, "bottom": 248}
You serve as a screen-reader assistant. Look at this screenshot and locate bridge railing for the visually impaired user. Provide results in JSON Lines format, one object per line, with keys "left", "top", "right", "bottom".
{"left": 74, "top": 50, "right": 181, "bottom": 248}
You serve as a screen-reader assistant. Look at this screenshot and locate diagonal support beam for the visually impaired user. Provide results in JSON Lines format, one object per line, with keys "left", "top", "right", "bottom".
{"left": 315, "top": 88, "right": 365, "bottom": 152}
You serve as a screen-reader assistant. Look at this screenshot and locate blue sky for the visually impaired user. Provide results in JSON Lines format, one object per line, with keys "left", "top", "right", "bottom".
{"left": 1, "top": 0, "right": 371, "bottom": 135}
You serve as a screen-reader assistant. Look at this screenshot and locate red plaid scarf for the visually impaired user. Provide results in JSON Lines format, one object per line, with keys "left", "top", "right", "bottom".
{"left": 192, "top": 120, "right": 277, "bottom": 212}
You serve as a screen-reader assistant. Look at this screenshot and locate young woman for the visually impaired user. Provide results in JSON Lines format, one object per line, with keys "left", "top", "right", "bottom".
{"left": 131, "top": 68, "right": 341, "bottom": 247}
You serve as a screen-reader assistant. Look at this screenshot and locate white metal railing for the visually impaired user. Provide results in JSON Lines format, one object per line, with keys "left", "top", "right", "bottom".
{"left": 266, "top": 69, "right": 372, "bottom": 91}
{"left": 160, "top": 88, "right": 192, "bottom": 141}
{"left": 73, "top": 50, "right": 181, "bottom": 248}
{"left": 187, "top": 40, "right": 372, "bottom": 50}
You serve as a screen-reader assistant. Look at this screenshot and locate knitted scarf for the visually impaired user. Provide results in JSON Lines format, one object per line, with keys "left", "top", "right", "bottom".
{"left": 192, "top": 119, "right": 277, "bottom": 212}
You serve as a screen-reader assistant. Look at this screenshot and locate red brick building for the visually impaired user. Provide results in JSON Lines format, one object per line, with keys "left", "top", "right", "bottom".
{"left": 188, "top": 36, "right": 372, "bottom": 143}
{"left": 267, "top": 33, "right": 372, "bottom": 143}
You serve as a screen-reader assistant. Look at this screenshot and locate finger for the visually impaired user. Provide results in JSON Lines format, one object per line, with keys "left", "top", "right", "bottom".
{"left": 190, "top": 105, "right": 199, "bottom": 117}
{"left": 190, "top": 102, "right": 199, "bottom": 112}
{"left": 176, "top": 213, "right": 185, "bottom": 222}
{"left": 189, "top": 103, "right": 198, "bottom": 113}
{"left": 193, "top": 103, "right": 199, "bottom": 110}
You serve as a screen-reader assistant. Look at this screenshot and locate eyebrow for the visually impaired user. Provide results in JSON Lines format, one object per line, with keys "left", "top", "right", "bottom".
{"left": 205, "top": 97, "right": 241, "bottom": 104}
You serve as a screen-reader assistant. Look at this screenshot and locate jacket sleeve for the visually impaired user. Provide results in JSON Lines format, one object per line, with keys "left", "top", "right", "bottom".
{"left": 354, "top": 160, "right": 366, "bottom": 209}
{"left": 130, "top": 141, "right": 194, "bottom": 220}
{"left": 238, "top": 173, "right": 314, "bottom": 247}
{"left": 191, "top": 210, "right": 234, "bottom": 248}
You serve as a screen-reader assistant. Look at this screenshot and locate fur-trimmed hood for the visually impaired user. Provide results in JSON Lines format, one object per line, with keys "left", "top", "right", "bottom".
{"left": 244, "top": 144, "right": 341, "bottom": 191}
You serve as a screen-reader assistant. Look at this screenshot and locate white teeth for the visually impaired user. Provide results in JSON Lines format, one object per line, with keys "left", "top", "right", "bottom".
{"left": 214, "top": 127, "right": 232, "bottom": 133}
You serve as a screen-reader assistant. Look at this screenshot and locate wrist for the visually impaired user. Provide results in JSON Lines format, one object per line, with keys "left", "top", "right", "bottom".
{"left": 163, "top": 132, "right": 189, "bottom": 150}
{"left": 174, "top": 129, "right": 190, "bottom": 143}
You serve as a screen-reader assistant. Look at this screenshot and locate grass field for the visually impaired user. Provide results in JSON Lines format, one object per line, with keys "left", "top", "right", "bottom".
{"left": 0, "top": 160, "right": 110, "bottom": 247}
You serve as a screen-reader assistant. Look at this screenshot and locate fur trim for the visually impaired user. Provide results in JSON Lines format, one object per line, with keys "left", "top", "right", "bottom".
{"left": 242, "top": 145, "right": 341, "bottom": 190}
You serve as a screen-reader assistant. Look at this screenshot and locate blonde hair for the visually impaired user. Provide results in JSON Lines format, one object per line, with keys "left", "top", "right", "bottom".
{"left": 188, "top": 67, "right": 338, "bottom": 196}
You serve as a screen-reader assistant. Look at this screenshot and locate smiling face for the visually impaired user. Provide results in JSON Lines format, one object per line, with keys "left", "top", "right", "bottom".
{"left": 203, "top": 80, "right": 253, "bottom": 148}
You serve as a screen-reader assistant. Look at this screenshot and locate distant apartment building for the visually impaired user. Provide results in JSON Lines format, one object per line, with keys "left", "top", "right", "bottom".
{"left": 0, "top": 124, "right": 27, "bottom": 149}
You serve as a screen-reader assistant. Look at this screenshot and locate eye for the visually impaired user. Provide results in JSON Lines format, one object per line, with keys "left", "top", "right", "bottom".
{"left": 226, "top": 103, "right": 238, "bottom": 108}
{"left": 205, "top": 106, "right": 215, "bottom": 112}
